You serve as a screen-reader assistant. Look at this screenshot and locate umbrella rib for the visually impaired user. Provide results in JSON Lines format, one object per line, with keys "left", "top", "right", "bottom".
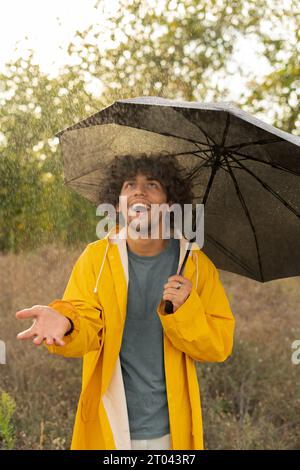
{"left": 202, "top": 164, "right": 220, "bottom": 206}
{"left": 193, "top": 148, "right": 214, "bottom": 155}
{"left": 221, "top": 113, "right": 231, "bottom": 147}
{"left": 184, "top": 118, "right": 216, "bottom": 147}
{"left": 193, "top": 112, "right": 230, "bottom": 170}
{"left": 185, "top": 160, "right": 212, "bottom": 180}
{"left": 227, "top": 150, "right": 300, "bottom": 176}
{"left": 226, "top": 137, "right": 283, "bottom": 151}
{"left": 189, "top": 150, "right": 215, "bottom": 164}
{"left": 68, "top": 181, "right": 101, "bottom": 188}
{"left": 206, "top": 234, "right": 258, "bottom": 278}
{"left": 220, "top": 164, "right": 243, "bottom": 171}
{"left": 120, "top": 123, "right": 212, "bottom": 148}
{"left": 228, "top": 152, "right": 300, "bottom": 218}
{"left": 194, "top": 142, "right": 214, "bottom": 158}
{"left": 151, "top": 129, "right": 211, "bottom": 148}
{"left": 64, "top": 150, "right": 195, "bottom": 184}
{"left": 190, "top": 110, "right": 230, "bottom": 149}
{"left": 176, "top": 149, "right": 212, "bottom": 162}
{"left": 224, "top": 155, "right": 264, "bottom": 281}
{"left": 66, "top": 149, "right": 215, "bottom": 186}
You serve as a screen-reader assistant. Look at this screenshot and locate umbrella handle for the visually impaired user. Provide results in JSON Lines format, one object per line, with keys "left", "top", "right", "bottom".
{"left": 164, "top": 300, "right": 174, "bottom": 314}
{"left": 163, "top": 247, "right": 191, "bottom": 314}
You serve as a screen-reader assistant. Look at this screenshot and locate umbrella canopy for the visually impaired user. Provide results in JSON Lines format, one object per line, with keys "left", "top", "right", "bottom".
{"left": 56, "top": 97, "right": 300, "bottom": 283}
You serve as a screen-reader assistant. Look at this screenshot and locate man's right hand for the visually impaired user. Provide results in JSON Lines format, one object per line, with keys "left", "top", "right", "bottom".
{"left": 16, "top": 305, "right": 72, "bottom": 347}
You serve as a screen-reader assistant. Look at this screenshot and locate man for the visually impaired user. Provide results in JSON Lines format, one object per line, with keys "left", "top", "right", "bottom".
{"left": 16, "top": 154, "right": 235, "bottom": 450}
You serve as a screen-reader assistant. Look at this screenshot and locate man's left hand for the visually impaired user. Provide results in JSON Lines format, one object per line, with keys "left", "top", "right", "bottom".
{"left": 163, "top": 275, "right": 192, "bottom": 312}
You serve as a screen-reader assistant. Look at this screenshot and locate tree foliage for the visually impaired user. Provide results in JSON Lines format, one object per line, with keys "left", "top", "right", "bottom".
{"left": 243, "top": 0, "right": 300, "bottom": 132}
{"left": 69, "top": 0, "right": 269, "bottom": 102}
{"left": 0, "top": 55, "right": 99, "bottom": 252}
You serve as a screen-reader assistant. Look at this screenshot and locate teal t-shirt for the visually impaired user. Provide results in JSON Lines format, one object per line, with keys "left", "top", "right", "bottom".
{"left": 120, "top": 238, "right": 180, "bottom": 439}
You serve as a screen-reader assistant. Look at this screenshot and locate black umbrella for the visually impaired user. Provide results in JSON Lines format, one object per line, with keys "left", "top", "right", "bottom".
{"left": 56, "top": 97, "right": 300, "bottom": 312}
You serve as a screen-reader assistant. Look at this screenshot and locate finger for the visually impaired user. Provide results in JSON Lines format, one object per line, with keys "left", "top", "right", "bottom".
{"left": 164, "top": 287, "right": 183, "bottom": 295}
{"left": 164, "top": 281, "right": 183, "bottom": 289}
{"left": 16, "top": 308, "right": 38, "bottom": 320}
{"left": 45, "top": 337, "right": 54, "bottom": 346}
{"left": 164, "top": 283, "right": 188, "bottom": 292}
{"left": 16, "top": 327, "right": 37, "bottom": 340}
{"left": 43, "top": 334, "right": 65, "bottom": 347}
{"left": 33, "top": 335, "right": 45, "bottom": 346}
{"left": 163, "top": 292, "right": 176, "bottom": 302}
{"left": 53, "top": 337, "right": 65, "bottom": 347}
{"left": 168, "top": 275, "right": 187, "bottom": 283}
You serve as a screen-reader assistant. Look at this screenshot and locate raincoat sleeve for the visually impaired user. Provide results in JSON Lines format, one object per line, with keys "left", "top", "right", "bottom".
{"left": 44, "top": 245, "right": 104, "bottom": 358}
{"left": 157, "top": 251, "right": 235, "bottom": 362}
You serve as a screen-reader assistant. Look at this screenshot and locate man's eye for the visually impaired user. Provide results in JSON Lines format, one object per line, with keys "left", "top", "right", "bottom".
{"left": 148, "top": 182, "right": 158, "bottom": 188}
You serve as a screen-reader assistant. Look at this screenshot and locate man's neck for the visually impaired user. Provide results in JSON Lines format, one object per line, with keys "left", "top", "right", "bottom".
{"left": 126, "top": 236, "right": 169, "bottom": 257}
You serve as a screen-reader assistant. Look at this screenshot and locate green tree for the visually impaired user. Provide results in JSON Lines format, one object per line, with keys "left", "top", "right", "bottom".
{"left": 67, "top": 0, "right": 298, "bottom": 131}
{"left": 0, "top": 55, "right": 100, "bottom": 252}
{"left": 66, "top": 0, "right": 270, "bottom": 104}
{"left": 243, "top": 0, "right": 300, "bottom": 133}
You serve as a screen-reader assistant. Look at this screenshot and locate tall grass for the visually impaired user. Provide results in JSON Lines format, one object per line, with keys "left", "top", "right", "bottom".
{"left": 0, "top": 390, "right": 16, "bottom": 449}
{"left": 0, "top": 244, "right": 299, "bottom": 449}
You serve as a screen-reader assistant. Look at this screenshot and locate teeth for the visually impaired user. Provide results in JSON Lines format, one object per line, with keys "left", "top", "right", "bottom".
{"left": 131, "top": 203, "right": 149, "bottom": 212}
{"left": 128, "top": 203, "right": 149, "bottom": 215}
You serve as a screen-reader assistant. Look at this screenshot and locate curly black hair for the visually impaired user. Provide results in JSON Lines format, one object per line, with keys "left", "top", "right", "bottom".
{"left": 97, "top": 153, "right": 195, "bottom": 230}
{"left": 98, "top": 153, "right": 194, "bottom": 210}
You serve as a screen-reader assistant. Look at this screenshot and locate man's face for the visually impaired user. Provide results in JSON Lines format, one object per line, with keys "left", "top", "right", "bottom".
{"left": 118, "top": 172, "right": 170, "bottom": 237}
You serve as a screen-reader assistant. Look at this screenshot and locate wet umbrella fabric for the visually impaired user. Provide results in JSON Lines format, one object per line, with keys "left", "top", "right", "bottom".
{"left": 56, "top": 97, "right": 300, "bottom": 286}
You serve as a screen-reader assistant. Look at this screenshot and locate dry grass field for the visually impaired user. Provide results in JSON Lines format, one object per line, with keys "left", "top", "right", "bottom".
{"left": 0, "top": 243, "right": 299, "bottom": 449}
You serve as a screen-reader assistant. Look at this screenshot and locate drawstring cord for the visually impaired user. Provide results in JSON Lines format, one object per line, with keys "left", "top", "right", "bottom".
{"left": 193, "top": 250, "right": 199, "bottom": 290}
{"left": 93, "top": 241, "right": 109, "bottom": 294}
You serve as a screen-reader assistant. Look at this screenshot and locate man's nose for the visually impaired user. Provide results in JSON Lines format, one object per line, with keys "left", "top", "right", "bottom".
{"left": 133, "top": 183, "right": 146, "bottom": 195}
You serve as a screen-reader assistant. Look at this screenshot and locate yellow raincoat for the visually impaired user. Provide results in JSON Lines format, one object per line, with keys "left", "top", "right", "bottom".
{"left": 45, "top": 225, "right": 235, "bottom": 450}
